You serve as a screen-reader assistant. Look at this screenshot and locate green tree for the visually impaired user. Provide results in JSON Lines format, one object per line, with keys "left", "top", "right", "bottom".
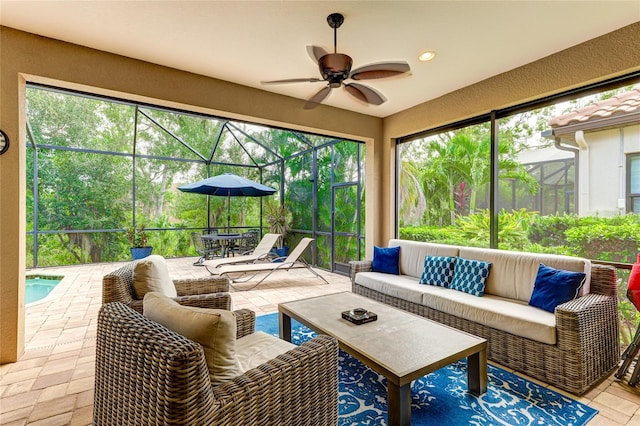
{"left": 27, "top": 88, "right": 133, "bottom": 264}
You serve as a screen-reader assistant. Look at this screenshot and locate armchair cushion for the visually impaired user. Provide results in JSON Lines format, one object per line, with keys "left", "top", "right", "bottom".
{"left": 235, "top": 331, "right": 296, "bottom": 374}
{"left": 143, "top": 292, "right": 240, "bottom": 384}
{"left": 133, "top": 255, "right": 177, "bottom": 298}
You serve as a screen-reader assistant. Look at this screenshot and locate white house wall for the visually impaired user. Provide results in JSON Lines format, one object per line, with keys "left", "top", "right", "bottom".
{"left": 580, "top": 124, "right": 640, "bottom": 216}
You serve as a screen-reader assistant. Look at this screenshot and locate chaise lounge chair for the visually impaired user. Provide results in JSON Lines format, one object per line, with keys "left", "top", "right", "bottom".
{"left": 203, "top": 232, "right": 281, "bottom": 272}
{"left": 213, "top": 237, "right": 329, "bottom": 290}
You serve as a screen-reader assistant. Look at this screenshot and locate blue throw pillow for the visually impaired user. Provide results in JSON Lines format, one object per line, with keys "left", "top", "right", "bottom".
{"left": 450, "top": 258, "right": 491, "bottom": 296}
{"left": 420, "top": 256, "right": 456, "bottom": 287}
{"left": 372, "top": 246, "right": 400, "bottom": 275}
{"left": 529, "top": 263, "right": 586, "bottom": 313}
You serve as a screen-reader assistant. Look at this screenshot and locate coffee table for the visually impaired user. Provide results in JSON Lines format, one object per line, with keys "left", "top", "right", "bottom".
{"left": 278, "top": 292, "right": 487, "bottom": 426}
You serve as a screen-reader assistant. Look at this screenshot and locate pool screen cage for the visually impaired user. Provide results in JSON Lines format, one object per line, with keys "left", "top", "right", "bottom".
{"left": 26, "top": 84, "right": 365, "bottom": 273}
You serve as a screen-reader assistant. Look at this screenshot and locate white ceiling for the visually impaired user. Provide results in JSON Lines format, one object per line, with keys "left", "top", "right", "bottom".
{"left": 1, "top": 1, "right": 639, "bottom": 118}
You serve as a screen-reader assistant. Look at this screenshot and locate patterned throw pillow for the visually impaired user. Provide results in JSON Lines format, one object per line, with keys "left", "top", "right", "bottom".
{"left": 450, "top": 257, "right": 492, "bottom": 296}
{"left": 419, "top": 256, "right": 456, "bottom": 287}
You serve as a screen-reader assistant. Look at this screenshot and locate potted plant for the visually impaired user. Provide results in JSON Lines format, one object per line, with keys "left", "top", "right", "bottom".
{"left": 264, "top": 200, "right": 291, "bottom": 258}
{"left": 127, "top": 224, "right": 153, "bottom": 260}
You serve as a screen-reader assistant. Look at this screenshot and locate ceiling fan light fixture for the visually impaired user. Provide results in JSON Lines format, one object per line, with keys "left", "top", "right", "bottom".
{"left": 419, "top": 50, "right": 437, "bottom": 62}
{"left": 319, "top": 53, "right": 352, "bottom": 82}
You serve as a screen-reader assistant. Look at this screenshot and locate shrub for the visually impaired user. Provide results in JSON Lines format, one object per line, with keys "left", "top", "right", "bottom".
{"left": 399, "top": 226, "right": 461, "bottom": 243}
{"left": 565, "top": 222, "right": 640, "bottom": 263}
{"left": 455, "top": 208, "right": 536, "bottom": 250}
{"left": 527, "top": 214, "right": 600, "bottom": 247}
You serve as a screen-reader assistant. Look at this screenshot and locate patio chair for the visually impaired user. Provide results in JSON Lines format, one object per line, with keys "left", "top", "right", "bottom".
{"left": 229, "top": 228, "right": 261, "bottom": 256}
{"left": 212, "top": 237, "right": 330, "bottom": 290}
{"left": 94, "top": 302, "right": 339, "bottom": 425}
{"left": 102, "top": 257, "right": 231, "bottom": 314}
{"left": 191, "top": 231, "right": 222, "bottom": 266}
{"left": 203, "top": 232, "right": 281, "bottom": 272}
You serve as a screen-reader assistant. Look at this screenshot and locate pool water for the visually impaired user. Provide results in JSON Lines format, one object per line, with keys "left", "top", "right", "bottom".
{"left": 26, "top": 276, "right": 63, "bottom": 304}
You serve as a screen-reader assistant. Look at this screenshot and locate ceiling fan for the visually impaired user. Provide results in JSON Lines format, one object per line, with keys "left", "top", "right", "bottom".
{"left": 261, "top": 13, "right": 411, "bottom": 109}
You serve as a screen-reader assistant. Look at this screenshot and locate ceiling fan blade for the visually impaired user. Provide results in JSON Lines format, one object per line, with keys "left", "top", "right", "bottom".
{"left": 304, "top": 86, "right": 332, "bottom": 109}
{"left": 306, "top": 45, "right": 329, "bottom": 64}
{"left": 350, "top": 62, "right": 411, "bottom": 80}
{"left": 261, "top": 78, "right": 324, "bottom": 85}
{"left": 344, "top": 83, "right": 386, "bottom": 106}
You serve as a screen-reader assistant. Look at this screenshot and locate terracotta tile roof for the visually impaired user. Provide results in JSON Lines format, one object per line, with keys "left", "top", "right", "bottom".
{"left": 550, "top": 88, "right": 640, "bottom": 128}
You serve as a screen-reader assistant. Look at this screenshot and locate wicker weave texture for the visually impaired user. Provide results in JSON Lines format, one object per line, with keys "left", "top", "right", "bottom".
{"left": 94, "top": 302, "right": 339, "bottom": 426}
{"left": 102, "top": 261, "right": 232, "bottom": 314}
{"left": 350, "top": 261, "right": 619, "bottom": 395}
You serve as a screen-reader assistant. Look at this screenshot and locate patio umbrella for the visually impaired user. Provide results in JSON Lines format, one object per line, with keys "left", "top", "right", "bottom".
{"left": 178, "top": 173, "right": 277, "bottom": 232}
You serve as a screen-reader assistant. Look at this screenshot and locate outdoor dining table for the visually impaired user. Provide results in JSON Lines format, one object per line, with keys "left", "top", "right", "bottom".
{"left": 201, "top": 233, "right": 246, "bottom": 258}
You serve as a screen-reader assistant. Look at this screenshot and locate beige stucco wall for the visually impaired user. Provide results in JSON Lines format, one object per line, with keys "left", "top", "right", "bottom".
{"left": 1, "top": 21, "right": 640, "bottom": 363}
{"left": 0, "top": 26, "right": 382, "bottom": 363}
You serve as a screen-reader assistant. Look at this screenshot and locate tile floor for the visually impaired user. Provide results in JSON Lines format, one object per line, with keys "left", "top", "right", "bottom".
{"left": 1, "top": 256, "right": 640, "bottom": 425}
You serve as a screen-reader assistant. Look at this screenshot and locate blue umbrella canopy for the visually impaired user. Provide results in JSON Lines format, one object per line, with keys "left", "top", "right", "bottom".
{"left": 178, "top": 173, "right": 276, "bottom": 197}
{"left": 178, "top": 173, "right": 277, "bottom": 231}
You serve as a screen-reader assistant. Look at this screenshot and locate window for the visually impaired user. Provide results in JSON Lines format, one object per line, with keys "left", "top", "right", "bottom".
{"left": 628, "top": 154, "right": 640, "bottom": 213}
{"left": 396, "top": 73, "right": 640, "bottom": 262}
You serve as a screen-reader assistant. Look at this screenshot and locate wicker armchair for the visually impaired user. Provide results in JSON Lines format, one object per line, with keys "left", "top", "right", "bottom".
{"left": 102, "top": 261, "right": 231, "bottom": 314}
{"left": 94, "top": 302, "right": 339, "bottom": 425}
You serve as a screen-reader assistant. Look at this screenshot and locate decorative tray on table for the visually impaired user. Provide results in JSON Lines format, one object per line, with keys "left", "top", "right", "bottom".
{"left": 341, "top": 307, "right": 377, "bottom": 325}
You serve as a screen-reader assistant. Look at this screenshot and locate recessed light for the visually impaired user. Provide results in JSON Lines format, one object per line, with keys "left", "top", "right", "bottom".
{"left": 419, "top": 50, "right": 436, "bottom": 62}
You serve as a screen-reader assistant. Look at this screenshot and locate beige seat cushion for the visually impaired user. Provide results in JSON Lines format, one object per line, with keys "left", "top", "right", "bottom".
{"left": 235, "top": 331, "right": 296, "bottom": 374}
{"left": 133, "top": 255, "right": 177, "bottom": 298}
{"left": 419, "top": 286, "right": 557, "bottom": 344}
{"left": 143, "top": 292, "right": 240, "bottom": 385}
{"left": 355, "top": 272, "right": 427, "bottom": 304}
{"left": 355, "top": 270, "right": 556, "bottom": 344}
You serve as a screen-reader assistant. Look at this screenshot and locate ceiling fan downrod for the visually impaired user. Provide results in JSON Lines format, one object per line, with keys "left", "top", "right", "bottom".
{"left": 327, "top": 13, "right": 344, "bottom": 54}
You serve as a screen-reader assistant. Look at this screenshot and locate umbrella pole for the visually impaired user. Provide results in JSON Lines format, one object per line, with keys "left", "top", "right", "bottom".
{"left": 227, "top": 195, "right": 231, "bottom": 233}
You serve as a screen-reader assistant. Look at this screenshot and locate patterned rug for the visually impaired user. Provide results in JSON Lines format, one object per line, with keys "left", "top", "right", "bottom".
{"left": 256, "top": 313, "right": 598, "bottom": 426}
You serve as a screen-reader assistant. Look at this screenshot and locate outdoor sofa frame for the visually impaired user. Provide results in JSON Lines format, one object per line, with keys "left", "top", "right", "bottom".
{"left": 350, "top": 259, "right": 619, "bottom": 395}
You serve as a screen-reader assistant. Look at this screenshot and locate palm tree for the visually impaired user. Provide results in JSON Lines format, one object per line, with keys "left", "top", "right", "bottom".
{"left": 418, "top": 130, "right": 539, "bottom": 224}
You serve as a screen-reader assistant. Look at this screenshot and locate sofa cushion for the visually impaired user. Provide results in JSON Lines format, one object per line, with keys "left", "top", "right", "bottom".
{"left": 236, "top": 331, "right": 296, "bottom": 374}
{"left": 529, "top": 263, "right": 586, "bottom": 313}
{"left": 419, "top": 286, "right": 557, "bottom": 345}
{"left": 450, "top": 258, "right": 491, "bottom": 296}
{"left": 133, "top": 255, "right": 177, "bottom": 299}
{"left": 388, "top": 239, "right": 460, "bottom": 278}
{"left": 372, "top": 245, "right": 400, "bottom": 275}
{"left": 143, "top": 292, "right": 240, "bottom": 385}
{"left": 419, "top": 255, "right": 456, "bottom": 287}
{"left": 355, "top": 272, "right": 429, "bottom": 305}
{"left": 458, "top": 247, "right": 591, "bottom": 302}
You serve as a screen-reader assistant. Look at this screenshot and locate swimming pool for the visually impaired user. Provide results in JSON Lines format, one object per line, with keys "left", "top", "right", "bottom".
{"left": 26, "top": 275, "right": 63, "bottom": 304}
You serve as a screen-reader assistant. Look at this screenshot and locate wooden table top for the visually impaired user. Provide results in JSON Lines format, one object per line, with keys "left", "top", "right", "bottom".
{"left": 278, "top": 291, "right": 487, "bottom": 386}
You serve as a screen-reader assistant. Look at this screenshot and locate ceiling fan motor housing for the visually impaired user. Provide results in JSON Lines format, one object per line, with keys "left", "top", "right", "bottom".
{"left": 319, "top": 53, "right": 352, "bottom": 87}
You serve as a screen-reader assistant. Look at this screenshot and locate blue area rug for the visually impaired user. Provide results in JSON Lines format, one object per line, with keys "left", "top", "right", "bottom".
{"left": 256, "top": 313, "right": 597, "bottom": 426}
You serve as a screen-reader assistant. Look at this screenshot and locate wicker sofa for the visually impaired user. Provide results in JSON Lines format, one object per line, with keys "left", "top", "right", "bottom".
{"left": 94, "top": 302, "right": 339, "bottom": 425}
{"left": 349, "top": 239, "right": 619, "bottom": 395}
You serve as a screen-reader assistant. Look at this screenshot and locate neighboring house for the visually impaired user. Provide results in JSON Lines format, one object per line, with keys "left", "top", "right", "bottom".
{"left": 541, "top": 89, "right": 640, "bottom": 217}
{"left": 514, "top": 146, "right": 575, "bottom": 216}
